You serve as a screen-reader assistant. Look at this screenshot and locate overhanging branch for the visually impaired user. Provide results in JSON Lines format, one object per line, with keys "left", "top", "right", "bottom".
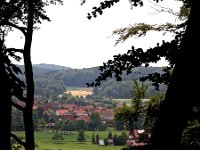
{"left": 5, "top": 21, "right": 26, "bottom": 36}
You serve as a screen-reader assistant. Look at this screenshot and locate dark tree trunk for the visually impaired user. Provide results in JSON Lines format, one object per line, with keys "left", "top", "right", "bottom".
{"left": 0, "top": 44, "right": 11, "bottom": 149}
{"left": 151, "top": 1, "right": 199, "bottom": 149}
{"left": 23, "top": 0, "right": 35, "bottom": 150}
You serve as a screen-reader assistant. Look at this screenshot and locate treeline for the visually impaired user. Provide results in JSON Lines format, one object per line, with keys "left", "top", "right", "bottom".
{"left": 18, "top": 64, "right": 167, "bottom": 99}
{"left": 93, "top": 80, "right": 167, "bottom": 99}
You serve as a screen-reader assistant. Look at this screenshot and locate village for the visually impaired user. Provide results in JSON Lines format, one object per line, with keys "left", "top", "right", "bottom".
{"left": 32, "top": 100, "right": 115, "bottom": 128}
{"left": 27, "top": 90, "right": 149, "bottom": 147}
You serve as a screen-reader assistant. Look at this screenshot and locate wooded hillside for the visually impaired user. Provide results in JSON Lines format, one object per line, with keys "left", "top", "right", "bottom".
{"left": 18, "top": 64, "right": 167, "bottom": 99}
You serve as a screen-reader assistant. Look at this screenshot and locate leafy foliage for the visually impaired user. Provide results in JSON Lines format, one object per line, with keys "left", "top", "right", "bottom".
{"left": 85, "top": 0, "right": 190, "bottom": 91}
{"left": 0, "top": 35, "right": 26, "bottom": 102}
{"left": 143, "top": 92, "right": 165, "bottom": 133}
{"left": 113, "top": 131, "right": 128, "bottom": 146}
{"left": 182, "top": 106, "right": 200, "bottom": 146}
{"left": 114, "top": 106, "right": 137, "bottom": 130}
{"left": 86, "top": 30, "right": 184, "bottom": 88}
{"left": 34, "top": 77, "right": 66, "bottom": 100}
{"left": 86, "top": 0, "right": 167, "bottom": 19}
{"left": 114, "top": 80, "right": 148, "bottom": 130}
{"left": 11, "top": 108, "right": 24, "bottom": 131}
{"left": 11, "top": 135, "right": 24, "bottom": 149}
{"left": 0, "top": 0, "right": 63, "bottom": 29}
{"left": 113, "top": 23, "right": 177, "bottom": 46}
{"left": 88, "top": 112, "right": 106, "bottom": 131}
{"left": 87, "top": 0, "right": 197, "bottom": 149}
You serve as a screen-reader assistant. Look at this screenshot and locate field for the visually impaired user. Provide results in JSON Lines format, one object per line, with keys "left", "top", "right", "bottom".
{"left": 14, "top": 130, "right": 127, "bottom": 150}
{"left": 112, "top": 99, "right": 132, "bottom": 106}
{"left": 65, "top": 88, "right": 93, "bottom": 98}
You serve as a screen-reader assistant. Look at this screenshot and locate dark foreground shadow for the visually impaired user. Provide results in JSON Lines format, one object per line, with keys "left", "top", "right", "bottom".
{"left": 122, "top": 145, "right": 200, "bottom": 150}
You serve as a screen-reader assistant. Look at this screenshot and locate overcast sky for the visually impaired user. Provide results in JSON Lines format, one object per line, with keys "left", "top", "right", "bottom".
{"left": 6, "top": 0, "right": 182, "bottom": 69}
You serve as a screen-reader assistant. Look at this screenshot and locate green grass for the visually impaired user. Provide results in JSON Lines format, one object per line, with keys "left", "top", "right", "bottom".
{"left": 36, "top": 142, "right": 123, "bottom": 150}
{"left": 13, "top": 130, "right": 127, "bottom": 150}
{"left": 112, "top": 99, "right": 132, "bottom": 106}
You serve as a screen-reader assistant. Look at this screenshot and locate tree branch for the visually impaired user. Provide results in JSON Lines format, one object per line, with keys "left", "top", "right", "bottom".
{"left": 11, "top": 101, "right": 24, "bottom": 112}
{"left": 5, "top": 21, "right": 26, "bottom": 36}
{"left": 80, "top": 0, "right": 86, "bottom": 6}
{"left": 6, "top": 48, "right": 24, "bottom": 54}
{"left": 10, "top": 133, "right": 26, "bottom": 148}
{"left": 149, "top": 1, "right": 179, "bottom": 16}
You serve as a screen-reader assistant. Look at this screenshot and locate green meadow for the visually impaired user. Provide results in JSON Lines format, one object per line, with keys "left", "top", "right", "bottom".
{"left": 112, "top": 99, "right": 132, "bottom": 106}
{"left": 14, "top": 130, "right": 127, "bottom": 150}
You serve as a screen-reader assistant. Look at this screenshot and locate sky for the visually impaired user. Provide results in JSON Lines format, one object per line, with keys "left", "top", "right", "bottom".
{"left": 6, "top": 0, "right": 182, "bottom": 69}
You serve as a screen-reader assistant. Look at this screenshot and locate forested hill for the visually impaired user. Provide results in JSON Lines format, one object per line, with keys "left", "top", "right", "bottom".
{"left": 17, "top": 64, "right": 166, "bottom": 99}
{"left": 33, "top": 63, "right": 71, "bottom": 71}
{"left": 31, "top": 64, "right": 164, "bottom": 87}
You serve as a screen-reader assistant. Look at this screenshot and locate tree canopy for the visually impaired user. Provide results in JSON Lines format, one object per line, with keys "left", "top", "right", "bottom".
{"left": 86, "top": 0, "right": 199, "bottom": 149}
{"left": 85, "top": 0, "right": 189, "bottom": 89}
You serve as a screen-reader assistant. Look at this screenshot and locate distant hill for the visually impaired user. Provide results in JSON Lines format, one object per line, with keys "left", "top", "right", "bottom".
{"left": 17, "top": 63, "right": 72, "bottom": 77}
{"left": 30, "top": 64, "right": 165, "bottom": 88}
{"left": 33, "top": 63, "right": 71, "bottom": 71}
{"left": 16, "top": 64, "right": 167, "bottom": 99}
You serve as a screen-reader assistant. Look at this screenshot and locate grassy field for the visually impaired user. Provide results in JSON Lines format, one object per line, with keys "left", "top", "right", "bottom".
{"left": 112, "top": 99, "right": 132, "bottom": 106}
{"left": 14, "top": 130, "right": 127, "bottom": 150}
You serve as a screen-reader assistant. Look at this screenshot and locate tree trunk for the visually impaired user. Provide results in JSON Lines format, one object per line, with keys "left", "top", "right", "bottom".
{"left": 0, "top": 45, "right": 11, "bottom": 149}
{"left": 151, "top": 1, "right": 199, "bottom": 149}
{"left": 23, "top": 0, "right": 35, "bottom": 149}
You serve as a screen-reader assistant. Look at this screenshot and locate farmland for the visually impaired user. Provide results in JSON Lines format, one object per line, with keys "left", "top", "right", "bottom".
{"left": 14, "top": 130, "right": 127, "bottom": 150}
{"left": 65, "top": 89, "right": 93, "bottom": 98}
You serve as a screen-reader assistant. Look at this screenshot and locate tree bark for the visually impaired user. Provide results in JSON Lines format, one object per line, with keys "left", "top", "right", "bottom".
{"left": 151, "top": 0, "right": 199, "bottom": 149}
{"left": 23, "top": 0, "right": 35, "bottom": 149}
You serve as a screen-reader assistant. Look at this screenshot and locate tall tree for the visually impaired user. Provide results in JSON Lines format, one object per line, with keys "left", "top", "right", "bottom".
{"left": 86, "top": 0, "right": 199, "bottom": 149}
{"left": 88, "top": 112, "right": 103, "bottom": 131}
{"left": 144, "top": 92, "right": 165, "bottom": 135}
{"left": 108, "top": 130, "right": 113, "bottom": 139}
{"left": 23, "top": 1, "right": 35, "bottom": 149}
{"left": 0, "top": 0, "right": 62, "bottom": 149}
{"left": 96, "top": 133, "right": 99, "bottom": 144}
{"left": 114, "top": 80, "right": 147, "bottom": 130}
{"left": 92, "top": 132, "right": 95, "bottom": 143}
{"left": 151, "top": 1, "right": 198, "bottom": 149}
{"left": 130, "top": 80, "right": 148, "bottom": 120}
{"left": 77, "top": 130, "right": 86, "bottom": 143}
